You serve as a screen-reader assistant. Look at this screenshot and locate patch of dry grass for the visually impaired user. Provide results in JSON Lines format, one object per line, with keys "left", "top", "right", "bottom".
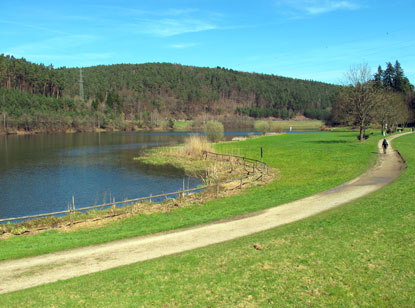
{"left": 181, "top": 135, "right": 212, "bottom": 158}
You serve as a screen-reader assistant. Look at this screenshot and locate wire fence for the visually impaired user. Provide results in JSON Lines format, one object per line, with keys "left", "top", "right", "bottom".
{"left": 203, "top": 151, "right": 270, "bottom": 175}
{"left": 0, "top": 151, "right": 270, "bottom": 224}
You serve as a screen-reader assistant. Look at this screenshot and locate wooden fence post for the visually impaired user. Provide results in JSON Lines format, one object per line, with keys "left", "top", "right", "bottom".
{"left": 67, "top": 202, "right": 72, "bottom": 225}
{"left": 70, "top": 196, "right": 75, "bottom": 225}
{"left": 182, "top": 178, "right": 185, "bottom": 197}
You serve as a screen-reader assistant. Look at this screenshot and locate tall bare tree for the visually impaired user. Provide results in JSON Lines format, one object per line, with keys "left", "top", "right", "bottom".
{"left": 333, "top": 64, "right": 380, "bottom": 141}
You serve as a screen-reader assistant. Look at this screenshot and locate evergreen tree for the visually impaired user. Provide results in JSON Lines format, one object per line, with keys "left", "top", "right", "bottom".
{"left": 393, "top": 60, "right": 410, "bottom": 94}
{"left": 382, "top": 62, "right": 395, "bottom": 88}
{"left": 374, "top": 65, "right": 383, "bottom": 87}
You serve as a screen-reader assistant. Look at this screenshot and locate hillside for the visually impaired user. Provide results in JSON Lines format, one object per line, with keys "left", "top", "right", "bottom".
{"left": 60, "top": 63, "right": 340, "bottom": 119}
{"left": 0, "top": 54, "right": 340, "bottom": 133}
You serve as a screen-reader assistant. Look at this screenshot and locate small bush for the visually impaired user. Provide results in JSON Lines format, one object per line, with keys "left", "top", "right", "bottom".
{"left": 254, "top": 121, "right": 270, "bottom": 135}
{"left": 204, "top": 121, "right": 224, "bottom": 143}
{"left": 168, "top": 119, "right": 175, "bottom": 129}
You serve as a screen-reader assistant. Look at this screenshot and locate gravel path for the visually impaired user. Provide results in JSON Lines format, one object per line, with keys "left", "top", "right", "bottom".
{"left": 0, "top": 134, "right": 409, "bottom": 294}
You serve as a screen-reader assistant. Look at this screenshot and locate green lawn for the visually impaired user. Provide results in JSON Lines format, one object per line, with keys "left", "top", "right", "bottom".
{"left": 1, "top": 134, "right": 413, "bottom": 307}
{"left": 0, "top": 132, "right": 378, "bottom": 261}
{"left": 172, "top": 120, "right": 193, "bottom": 131}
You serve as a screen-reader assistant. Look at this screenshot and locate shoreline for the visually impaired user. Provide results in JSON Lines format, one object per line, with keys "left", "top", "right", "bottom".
{"left": 1, "top": 141, "right": 275, "bottom": 235}
{"left": 0, "top": 119, "right": 325, "bottom": 136}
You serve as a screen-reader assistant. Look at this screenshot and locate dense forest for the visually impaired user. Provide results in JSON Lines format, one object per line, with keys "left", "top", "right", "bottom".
{"left": 0, "top": 54, "right": 342, "bottom": 133}
{"left": 60, "top": 62, "right": 340, "bottom": 120}
{"left": 1, "top": 53, "right": 412, "bottom": 134}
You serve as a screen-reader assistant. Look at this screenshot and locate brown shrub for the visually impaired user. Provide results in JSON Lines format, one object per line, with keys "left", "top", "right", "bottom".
{"left": 182, "top": 135, "right": 212, "bottom": 158}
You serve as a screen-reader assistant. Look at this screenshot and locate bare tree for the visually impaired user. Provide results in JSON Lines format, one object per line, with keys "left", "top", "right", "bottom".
{"left": 333, "top": 64, "right": 379, "bottom": 141}
{"left": 374, "top": 86, "right": 410, "bottom": 135}
{"left": 375, "top": 90, "right": 396, "bottom": 135}
{"left": 394, "top": 95, "right": 410, "bottom": 128}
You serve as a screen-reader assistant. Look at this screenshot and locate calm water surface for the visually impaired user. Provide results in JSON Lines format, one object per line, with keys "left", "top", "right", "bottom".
{"left": 0, "top": 131, "right": 257, "bottom": 219}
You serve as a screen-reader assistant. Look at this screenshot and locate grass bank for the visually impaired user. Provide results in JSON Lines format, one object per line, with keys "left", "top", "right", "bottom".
{"left": 1, "top": 134, "right": 413, "bottom": 307}
{"left": 0, "top": 132, "right": 379, "bottom": 261}
{"left": 259, "top": 119, "right": 323, "bottom": 131}
{"left": 133, "top": 135, "right": 213, "bottom": 177}
{"left": 160, "top": 119, "right": 323, "bottom": 132}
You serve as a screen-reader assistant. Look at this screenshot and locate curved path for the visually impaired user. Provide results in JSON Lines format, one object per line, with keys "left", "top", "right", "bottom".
{"left": 0, "top": 133, "right": 409, "bottom": 294}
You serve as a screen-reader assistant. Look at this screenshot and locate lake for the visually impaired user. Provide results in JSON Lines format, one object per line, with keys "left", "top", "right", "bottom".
{"left": 0, "top": 131, "right": 259, "bottom": 220}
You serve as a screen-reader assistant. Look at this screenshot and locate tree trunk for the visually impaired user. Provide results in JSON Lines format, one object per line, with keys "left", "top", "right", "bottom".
{"left": 359, "top": 125, "right": 364, "bottom": 141}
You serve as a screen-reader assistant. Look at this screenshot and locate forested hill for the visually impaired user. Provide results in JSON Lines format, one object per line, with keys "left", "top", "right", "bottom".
{"left": 0, "top": 54, "right": 340, "bottom": 132}
{"left": 60, "top": 63, "right": 340, "bottom": 120}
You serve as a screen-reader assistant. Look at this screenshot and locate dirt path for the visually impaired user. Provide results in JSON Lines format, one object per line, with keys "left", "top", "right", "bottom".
{"left": 0, "top": 134, "right": 410, "bottom": 294}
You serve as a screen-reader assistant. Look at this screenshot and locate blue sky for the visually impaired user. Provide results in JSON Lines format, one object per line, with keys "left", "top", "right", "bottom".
{"left": 1, "top": 0, "right": 414, "bottom": 84}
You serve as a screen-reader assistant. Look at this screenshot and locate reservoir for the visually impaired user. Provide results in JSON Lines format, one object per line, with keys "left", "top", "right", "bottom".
{"left": 0, "top": 131, "right": 259, "bottom": 220}
{"left": 0, "top": 132, "right": 199, "bottom": 220}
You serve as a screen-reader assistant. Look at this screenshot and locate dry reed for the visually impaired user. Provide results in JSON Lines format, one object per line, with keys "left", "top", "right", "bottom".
{"left": 181, "top": 135, "right": 212, "bottom": 158}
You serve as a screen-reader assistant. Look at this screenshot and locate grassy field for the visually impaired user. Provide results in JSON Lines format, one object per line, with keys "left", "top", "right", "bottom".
{"left": 161, "top": 119, "right": 323, "bottom": 132}
{"left": 1, "top": 134, "right": 413, "bottom": 307}
{"left": 261, "top": 119, "right": 323, "bottom": 131}
{"left": 0, "top": 132, "right": 378, "bottom": 261}
{"left": 172, "top": 120, "right": 193, "bottom": 131}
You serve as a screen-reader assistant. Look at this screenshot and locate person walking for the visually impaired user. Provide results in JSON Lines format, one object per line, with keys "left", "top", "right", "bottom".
{"left": 382, "top": 138, "right": 389, "bottom": 154}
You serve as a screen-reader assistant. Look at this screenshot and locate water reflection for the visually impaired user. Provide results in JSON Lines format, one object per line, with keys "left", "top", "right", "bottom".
{"left": 0, "top": 130, "right": 269, "bottom": 219}
{"left": 0, "top": 132, "right": 194, "bottom": 219}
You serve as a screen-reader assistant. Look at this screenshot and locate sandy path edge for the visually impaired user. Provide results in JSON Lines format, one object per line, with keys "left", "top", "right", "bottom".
{"left": 0, "top": 133, "right": 411, "bottom": 294}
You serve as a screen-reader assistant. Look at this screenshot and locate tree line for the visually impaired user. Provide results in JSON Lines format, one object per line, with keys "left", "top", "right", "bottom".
{"left": 0, "top": 54, "right": 64, "bottom": 98}
{"left": 0, "top": 54, "right": 413, "bottom": 134}
{"left": 330, "top": 61, "right": 414, "bottom": 140}
{"left": 0, "top": 54, "right": 342, "bottom": 133}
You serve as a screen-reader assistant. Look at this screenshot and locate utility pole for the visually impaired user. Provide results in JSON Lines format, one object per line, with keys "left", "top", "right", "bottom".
{"left": 79, "top": 68, "right": 84, "bottom": 102}
{"left": 2, "top": 93, "right": 6, "bottom": 132}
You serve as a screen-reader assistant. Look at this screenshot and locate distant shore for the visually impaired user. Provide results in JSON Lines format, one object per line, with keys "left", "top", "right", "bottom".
{"left": 0, "top": 119, "right": 324, "bottom": 136}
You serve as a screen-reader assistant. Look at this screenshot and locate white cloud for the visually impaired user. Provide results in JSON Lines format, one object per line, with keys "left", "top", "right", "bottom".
{"left": 105, "top": 6, "right": 199, "bottom": 18}
{"left": 0, "top": 18, "right": 65, "bottom": 35}
{"left": 111, "top": 6, "right": 220, "bottom": 37}
{"left": 305, "top": 1, "right": 360, "bottom": 14}
{"left": 169, "top": 43, "right": 198, "bottom": 49}
{"left": 127, "top": 18, "right": 216, "bottom": 37}
{"left": 275, "top": 0, "right": 361, "bottom": 17}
